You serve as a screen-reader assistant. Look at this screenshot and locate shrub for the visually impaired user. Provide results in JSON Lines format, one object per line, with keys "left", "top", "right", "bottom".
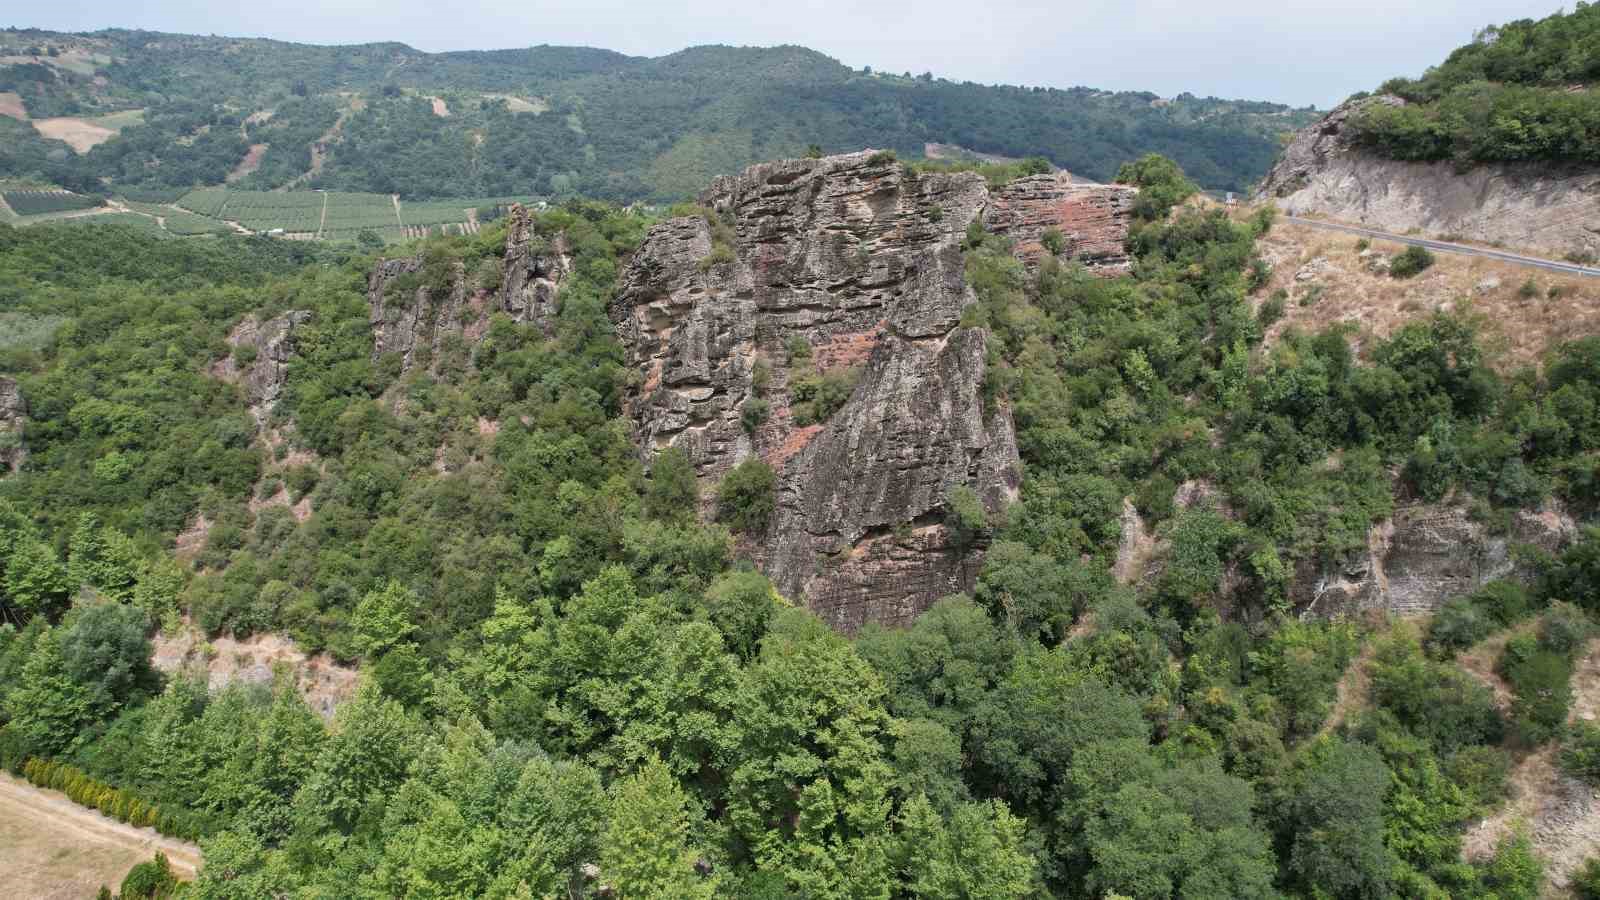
{"left": 1040, "top": 227, "right": 1066, "bottom": 257}
{"left": 1355, "top": 238, "right": 1370, "bottom": 252}
{"left": 1562, "top": 722, "right": 1600, "bottom": 785}
{"left": 1505, "top": 648, "right": 1573, "bottom": 744}
{"left": 1576, "top": 857, "right": 1600, "bottom": 899}
{"left": 866, "top": 150, "right": 898, "bottom": 166}
{"left": 1519, "top": 278, "right": 1539, "bottom": 299}
{"left": 785, "top": 335, "right": 812, "bottom": 362}
{"left": 1425, "top": 595, "right": 1494, "bottom": 659}
{"left": 120, "top": 852, "right": 178, "bottom": 900}
{"left": 1539, "top": 601, "right": 1593, "bottom": 655}
{"left": 1389, "top": 245, "right": 1436, "bottom": 279}
{"left": 716, "top": 459, "right": 775, "bottom": 534}
{"left": 790, "top": 367, "right": 860, "bottom": 426}
{"left": 1257, "top": 290, "right": 1287, "bottom": 328}
{"left": 945, "top": 485, "right": 989, "bottom": 549}
{"left": 741, "top": 397, "right": 770, "bottom": 433}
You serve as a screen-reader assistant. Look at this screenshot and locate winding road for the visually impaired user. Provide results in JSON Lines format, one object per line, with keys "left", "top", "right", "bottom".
{"left": 1283, "top": 216, "right": 1600, "bottom": 279}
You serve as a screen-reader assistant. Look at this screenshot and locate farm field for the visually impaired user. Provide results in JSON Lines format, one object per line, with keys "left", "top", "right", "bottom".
{"left": 2, "top": 190, "right": 102, "bottom": 216}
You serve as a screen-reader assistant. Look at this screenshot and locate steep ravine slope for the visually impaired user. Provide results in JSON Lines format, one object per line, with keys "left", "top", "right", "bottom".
{"left": 611, "top": 151, "right": 1133, "bottom": 630}
{"left": 1257, "top": 97, "right": 1600, "bottom": 261}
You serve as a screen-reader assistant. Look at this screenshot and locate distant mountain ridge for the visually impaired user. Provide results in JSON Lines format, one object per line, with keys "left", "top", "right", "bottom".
{"left": 0, "top": 27, "right": 1318, "bottom": 201}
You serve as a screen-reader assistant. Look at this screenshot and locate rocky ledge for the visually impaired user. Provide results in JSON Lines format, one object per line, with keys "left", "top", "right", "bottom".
{"left": 366, "top": 205, "right": 570, "bottom": 375}
{"left": 1257, "top": 95, "right": 1600, "bottom": 261}
{"left": 612, "top": 151, "right": 1133, "bottom": 630}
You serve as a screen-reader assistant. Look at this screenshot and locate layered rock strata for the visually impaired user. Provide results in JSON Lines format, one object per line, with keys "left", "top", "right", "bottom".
{"left": 612, "top": 151, "right": 1133, "bottom": 630}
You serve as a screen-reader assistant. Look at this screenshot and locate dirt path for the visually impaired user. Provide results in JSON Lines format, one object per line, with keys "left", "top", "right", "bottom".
{"left": 392, "top": 194, "right": 404, "bottom": 228}
{"left": 0, "top": 772, "right": 201, "bottom": 897}
{"left": 316, "top": 191, "right": 328, "bottom": 239}
{"left": 1316, "top": 639, "right": 1376, "bottom": 740}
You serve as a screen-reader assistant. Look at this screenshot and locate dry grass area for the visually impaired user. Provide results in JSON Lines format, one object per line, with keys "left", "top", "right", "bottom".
{"left": 31, "top": 117, "right": 117, "bottom": 153}
{"left": 0, "top": 773, "right": 198, "bottom": 900}
{"left": 484, "top": 93, "right": 547, "bottom": 114}
{"left": 0, "top": 91, "right": 26, "bottom": 120}
{"left": 1253, "top": 218, "right": 1600, "bottom": 372}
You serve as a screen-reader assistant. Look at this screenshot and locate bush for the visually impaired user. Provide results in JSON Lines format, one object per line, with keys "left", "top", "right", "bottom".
{"left": 944, "top": 485, "right": 989, "bottom": 550}
{"left": 120, "top": 852, "right": 178, "bottom": 899}
{"left": 1539, "top": 601, "right": 1593, "bottom": 656}
{"left": 1505, "top": 648, "right": 1573, "bottom": 744}
{"left": 1389, "top": 245, "right": 1436, "bottom": 279}
{"left": 790, "top": 367, "right": 860, "bottom": 426}
{"left": 741, "top": 397, "right": 770, "bottom": 433}
{"left": 1425, "top": 595, "right": 1495, "bottom": 659}
{"left": 1562, "top": 722, "right": 1600, "bottom": 785}
{"left": 1519, "top": 278, "right": 1539, "bottom": 299}
{"left": 716, "top": 459, "right": 775, "bottom": 534}
{"left": 1576, "top": 857, "right": 1600, "bottom": 899}
{"left": 1257, "top": 290, "right": 1287, "bottom": 328}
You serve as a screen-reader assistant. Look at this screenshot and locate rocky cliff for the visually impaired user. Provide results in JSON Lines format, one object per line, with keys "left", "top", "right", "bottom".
{"left": 612, "top": 151, "right": 1133, "bottom": 630}
{"left": 1257, "top": 96, "right": 1600, "bottom": 261}
{"left": 0, "top": 376, "right": 27, "bottom": 473}
{"left": 1294, "top": 501, "right": 1577, "bottom": 619}
{"left": 215, "top": 311, "right": 311, "bottom": 427}
{"left": 366, "top": 205, "right": 570, "bottom": 375}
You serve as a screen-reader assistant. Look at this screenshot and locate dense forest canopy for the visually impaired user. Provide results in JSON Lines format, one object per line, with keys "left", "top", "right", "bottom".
{"left": 2, "top": 143, "right": 1600, "bottom": 896}
{"left": 1346, "top": 3, "right": 1600, "bottom": 165}
{"left": 0, "top": 28, "right": 1318, "bottom": 199}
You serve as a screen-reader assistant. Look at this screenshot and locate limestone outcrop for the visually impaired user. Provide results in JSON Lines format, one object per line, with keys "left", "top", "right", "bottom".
{"left": 611, "top": 151, "right": 1132, "bottom": 630}
{"left": 1258, "top": 96, "right": 1600, "bottom": 261}
{"left": 1294, "top": 501, "right": 1578, "bottom": 619}
{"left": 366, "top": 204, "right": 569, "bottom": 375}
{"left": 0, "top": 376, "right": 27, "bottom": 472}
{"left": 216, "top": 311, "right": 311, "bottom": 427}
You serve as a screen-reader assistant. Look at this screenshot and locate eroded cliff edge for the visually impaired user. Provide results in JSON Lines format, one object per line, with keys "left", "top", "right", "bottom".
{"left": 1257, "top": 96, "right": 1600, "bottom": 261}
{"left": 612, "top": 151, "right": 1134, "bottom": 630}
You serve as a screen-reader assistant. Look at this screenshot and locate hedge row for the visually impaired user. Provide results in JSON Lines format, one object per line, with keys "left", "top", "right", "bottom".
{"left": 18, "top": 757, "right": 212, "bottom": 842}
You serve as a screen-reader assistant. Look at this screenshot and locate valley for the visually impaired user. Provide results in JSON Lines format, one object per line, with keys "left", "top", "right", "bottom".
{"left": 2, "top": 4, "right": 1600, "bottom": 899}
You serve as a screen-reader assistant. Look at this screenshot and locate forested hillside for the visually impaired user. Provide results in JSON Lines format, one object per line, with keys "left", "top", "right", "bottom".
{"left": 0, "top": 28, "right": 1317, "bottom": 200}
{"left": 3, "top": 142, "right": 1600, "bottom": 896}
{"left": 1346, "top": 3, "right": 1600, "bottom": 164}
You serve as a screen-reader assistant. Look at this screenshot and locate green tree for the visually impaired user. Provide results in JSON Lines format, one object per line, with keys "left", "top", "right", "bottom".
{"left": 4, "top": 536, "right": 70, "bottom": 617}
{"left": 599, "top": 757, "right": 719, "bottom": 899}
{"left": 645, "top": 446, "right": 698, "bottom": 522}
{"left": 716, "top": 458, "right": 775, "bottom": 534}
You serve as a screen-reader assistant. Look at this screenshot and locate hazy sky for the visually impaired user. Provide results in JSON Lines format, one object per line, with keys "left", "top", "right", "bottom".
{"left": 10, "top": 0, "right": 1568, "bottom": 108}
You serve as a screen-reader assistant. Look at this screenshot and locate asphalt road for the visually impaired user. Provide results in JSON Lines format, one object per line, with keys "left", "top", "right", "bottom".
{"left": 1282, "top": 216, "right": 1600, "bottom": 279}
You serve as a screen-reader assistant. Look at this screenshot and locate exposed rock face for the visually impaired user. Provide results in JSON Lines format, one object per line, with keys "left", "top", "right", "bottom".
{"left": 366, "top": 204, "right": 570, "bottom": 375}
{"left": 983, "top": 173, "right": 1135, "bottom": 271}
{"left": 216, "top": 311, "right": 311, "bottom": 426}
{"left": 151, "top": 627, "right": 358, "bottom": 720}
{"left": 613, "top": 151, "right": 1130, "bottom": 630}
{"left": 1258, "top": 96, "right": 1600, "bottom": 260}
{"left": 0, "top": 376, "right": 26, "bottom": 472}
{"left": 1295, "top": 500, "right": 1578, "bottom": 618}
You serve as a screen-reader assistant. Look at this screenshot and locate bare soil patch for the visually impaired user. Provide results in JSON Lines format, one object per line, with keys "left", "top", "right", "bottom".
{"left": 227, "top": 143, "right": 267, "bottom": 183}
{"left": 0, "top": 91, "right": 26, "bottom": 120}
{"left": 430, "top": 96, "right": 450, "bottom": 117}
{"left": 0, "top": 773, "right": 199, "bottom": 900}
{"left": 151, "top": 625, "right": 357, "bottom": 720}
{"left": 31, "top": 117, "right": 116, "bottom": 153}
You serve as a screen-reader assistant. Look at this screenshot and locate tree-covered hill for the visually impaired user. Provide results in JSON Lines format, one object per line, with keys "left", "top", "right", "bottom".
{"left": 1346, "top": 3, "right": 1600, "bottom": 164}
{"left": 0, "top": 27, "right": 1318, "bottom": 199}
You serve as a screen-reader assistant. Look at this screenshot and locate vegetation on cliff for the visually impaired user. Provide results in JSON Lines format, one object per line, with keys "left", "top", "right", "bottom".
{"left": 1347, "top": 4, "right": 1600, "bottom": 165}
{"left": 0, "top": 148, "right": 1599, "bottom": 895}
